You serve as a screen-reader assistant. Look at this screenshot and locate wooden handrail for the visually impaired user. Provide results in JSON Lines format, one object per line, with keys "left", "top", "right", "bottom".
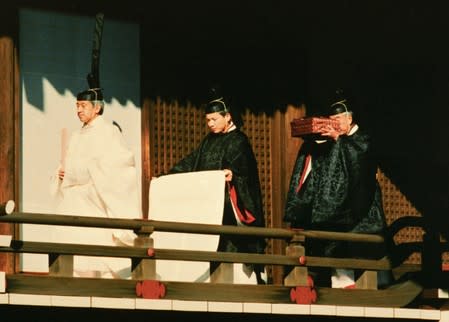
{"left": 0, "top": 210, "right": 385, "bottom": 243}
{"left": 0, "top": 239, "right": 392, "bottom": 270}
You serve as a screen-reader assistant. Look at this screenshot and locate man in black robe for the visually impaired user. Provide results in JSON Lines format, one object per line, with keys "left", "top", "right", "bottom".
{"left": 284, "top": 92, "right": 389, "bottom": 288}
{"left": 169, "top": 96, "right": 266, "bottom": 284}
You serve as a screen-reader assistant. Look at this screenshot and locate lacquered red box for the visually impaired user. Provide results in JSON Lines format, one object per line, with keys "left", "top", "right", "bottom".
{"left": 290, "top": 117, "right": 340, "bottom": 138}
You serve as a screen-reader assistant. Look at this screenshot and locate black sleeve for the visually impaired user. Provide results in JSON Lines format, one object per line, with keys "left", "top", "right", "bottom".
{"left": 225, "top": 134, "right": 265, "bottom": 227}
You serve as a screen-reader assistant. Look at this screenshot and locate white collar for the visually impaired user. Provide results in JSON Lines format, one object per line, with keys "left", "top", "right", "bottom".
{"left": 225, "top": 123, "right": 237, "bottom": 133}
{"left": 82, "top": 115, "right": 102, "bottom": 130}
{"left": 348, "top": 124, "right": 358, "bottom": 136}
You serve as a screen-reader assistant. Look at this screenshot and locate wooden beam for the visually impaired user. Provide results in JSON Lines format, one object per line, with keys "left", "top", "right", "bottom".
{"left": 5, "top": 274, "right": 423, "bottom": 307}
{"left": 0, "top": 212, "right": 386, "bottom": 243}
{"left": 1, "top": 240, "right": 393, "bottom": 270}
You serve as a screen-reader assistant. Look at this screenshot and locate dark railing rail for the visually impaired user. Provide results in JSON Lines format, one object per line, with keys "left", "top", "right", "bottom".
{"left": 0, "top": 209, "right": 385, "bottom": 243}
{"left": 0, "top": 240, "right": 392, "bottom": 270}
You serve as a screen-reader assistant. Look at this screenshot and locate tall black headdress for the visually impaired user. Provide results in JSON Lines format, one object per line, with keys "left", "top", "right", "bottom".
{"left": 205, "top": 85, "right": 244, "bottom": 128}
{"left": 328, "top": 89, "right": 351, "bottom": 116}
{"left": 86, "top": 12, "right": 104, "bottom": 92}
{"left": 205, "top": 86, "right": 230, "bottom": 114}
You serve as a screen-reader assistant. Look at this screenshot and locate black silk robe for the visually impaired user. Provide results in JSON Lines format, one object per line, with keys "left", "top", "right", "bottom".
{"left": 169, "top": 128, "right": 266, "bottom": 260}
{"left": 284, "top": 127, "right": 387, "bottom": 259}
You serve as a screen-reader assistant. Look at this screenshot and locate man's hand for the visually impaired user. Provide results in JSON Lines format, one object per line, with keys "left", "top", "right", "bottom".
{"left": 223, "top": 169, "right": 233, "bottom": 182}
{"left": 320, "top": 125, "right": 342, "bottom": 141}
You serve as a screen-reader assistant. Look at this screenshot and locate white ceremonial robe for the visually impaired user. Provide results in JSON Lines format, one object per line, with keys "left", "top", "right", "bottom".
{"left": 51, "top": 116, "right": 141, "bottom": 278}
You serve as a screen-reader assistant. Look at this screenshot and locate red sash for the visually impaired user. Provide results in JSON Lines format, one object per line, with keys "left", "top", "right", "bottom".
{"left": 228, "top": 182, "right": 256, "bottom": 224}
{"left": 296, "top": 154, "right": 311, "bottom": 193}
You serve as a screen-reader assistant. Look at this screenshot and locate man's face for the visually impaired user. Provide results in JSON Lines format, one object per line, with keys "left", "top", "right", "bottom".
{"left": 76, "top": 100, "right": 100, "bottom": 124}
{"left": 205, "top": 112, "right": 231, "bottom": 133}
{"left": 329, "top": 112, "right": 352, "bottom": 134}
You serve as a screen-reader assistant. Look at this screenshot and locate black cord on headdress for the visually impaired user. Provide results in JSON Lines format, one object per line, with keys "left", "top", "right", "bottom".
{"left": 87, "top": 12, "right": 104, "bottom": 90}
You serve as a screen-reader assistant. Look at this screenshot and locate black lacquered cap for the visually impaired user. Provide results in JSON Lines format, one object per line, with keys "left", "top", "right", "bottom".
{"left": 76, "top": 88, "right": 103, "bottom": 101}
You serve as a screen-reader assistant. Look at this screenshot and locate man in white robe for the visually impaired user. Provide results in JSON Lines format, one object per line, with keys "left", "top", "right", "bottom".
{"left": 51, "top": 88, "right": 141, "bottom": 278}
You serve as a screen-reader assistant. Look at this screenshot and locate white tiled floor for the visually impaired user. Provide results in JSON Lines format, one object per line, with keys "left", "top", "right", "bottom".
{"left": 243, "top": 302, "right": 272, "bottom": 313}
{"left": 9, "top": 293, "right": 52, "bottom": 306}
{"left": 272, "top": 303, "right": 310, "bottom": 315}
{"left": 311, "top": 304, "right": 337, "bottom": 316}
{"left": 0, "top": 293, "right": 445, "bottom": 321}
{"left": 365, "top": 306, "right": 395, "bottom": 318}
{"left": 422, "top": 309, "right": 443, "bottom": 320}
{"left": 172, "top": 299, "right": 208, "bottom": 311}
{"left": 336, "top": 305, "right": 365, "bottom": 317}
{"left": 440, "top": 311, "right": 449, "bottom": 322}
{"left": 135, "top": 298, "right": 172, "bottom": 310}
{"left": 395, "top": 308, "right": 421, "bottom": 319}
{"left": 51, "top": 295, "right": 91, "bottom": 307}
{"left": 0, "top": 293, "right": 8, "bottom": 304}
{"left": 208, "top": 301, "right": 243, "bottom": 313}
{"left": 91, "top": 296, "right": 135, "bottom": 309}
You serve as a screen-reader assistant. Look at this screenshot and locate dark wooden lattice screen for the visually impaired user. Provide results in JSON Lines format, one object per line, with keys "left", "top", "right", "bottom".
{"left": 378, "top": 170, "right": 448, "bottom": 265}
{"left": 149, "top": 99, "right": 208, "bottom": 176}
{"left": 378, "top": 169, "right": 423, "bottom": 264}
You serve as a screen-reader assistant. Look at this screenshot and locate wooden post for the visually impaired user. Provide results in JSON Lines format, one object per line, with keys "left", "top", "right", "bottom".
{"left": 0, "top": 3, "right": 19, "bottom": 274}
{"left": 284, "top": 233, "right": 308, "bottom": 286}
{"left": 422, "top": 230, "right": 442, "bottom": 288}
{"left": 132, "top": 226, "right": 155, "bottom": 279}
{"left": 270, "top": 105, "right": 305, "bottom": 285}
{"left": 210, "top": 263, "right": 234, "bottom": 283}
{"left": 49, "top": 254, "right": 74, "bottom": 277}
{"left": 355, "top": 270, "right": 378, "bottom": 289}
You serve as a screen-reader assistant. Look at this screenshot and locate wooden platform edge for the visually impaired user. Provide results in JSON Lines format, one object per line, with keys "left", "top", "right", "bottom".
{"left": 4, "top": 274, "right": 423, "bottom": 308}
